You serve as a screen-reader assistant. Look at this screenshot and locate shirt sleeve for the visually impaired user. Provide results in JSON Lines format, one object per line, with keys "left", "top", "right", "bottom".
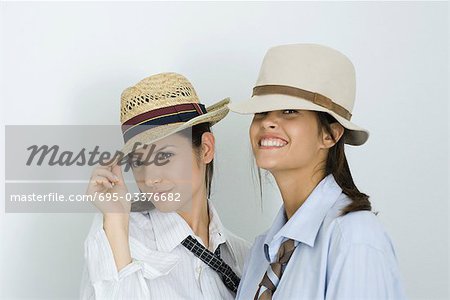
{"left": 325, "top": 243, "right": 407, "bottom": 300}
{"left": 80, "top": 213, "right": 150, "bottom": 300}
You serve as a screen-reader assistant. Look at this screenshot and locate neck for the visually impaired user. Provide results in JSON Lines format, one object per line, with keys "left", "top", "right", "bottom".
{"left": 178, "top": 189, "right": 210, "bottom": 249}
{"left": 272, "top": 163, "right": 326, "bottom": 220}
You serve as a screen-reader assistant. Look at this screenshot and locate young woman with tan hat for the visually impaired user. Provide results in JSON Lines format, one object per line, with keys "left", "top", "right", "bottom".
{"left": 229, "top": 44, "right": 407, "bottom": 299}
{"left": 80, "top": 73, "right": 249, "bottom": 299}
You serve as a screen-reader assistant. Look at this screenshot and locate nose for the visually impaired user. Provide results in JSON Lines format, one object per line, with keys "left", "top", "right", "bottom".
{"left": 260, "top": 111, "right": 278, "bottom": 129}
{"left": 143, "top": 166, "right": 164, "bottom": 188}
{"left": 145, "top": 177, "right": 162, "bottom": 187}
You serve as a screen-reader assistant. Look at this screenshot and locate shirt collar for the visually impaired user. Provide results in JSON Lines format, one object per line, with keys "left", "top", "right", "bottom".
{"left": 208, "top": 201, "right": 228, "bottom": 250}
{"left": 138, "top": 200, "right": 236, "bottom": 263}
{"left": 148, "top": 207, "right": 193, "bottom": 252}
{"left": 263, "top": 174, "right": 342, "bottom": 258}
{"left": 207, "top": 201, "right": 239, "bottom": 265}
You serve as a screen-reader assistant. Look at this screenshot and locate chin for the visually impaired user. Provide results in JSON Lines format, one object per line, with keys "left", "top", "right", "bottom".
{"left": 256, "top": 163, "right": 280, "bottom": 173}
{"left": 255, "top": 156, "right": 280, "bottom": 171}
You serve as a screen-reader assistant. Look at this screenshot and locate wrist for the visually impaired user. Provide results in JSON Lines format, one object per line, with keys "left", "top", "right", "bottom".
{"left": 103, "top": 214, "right": 129, "bottom": 232}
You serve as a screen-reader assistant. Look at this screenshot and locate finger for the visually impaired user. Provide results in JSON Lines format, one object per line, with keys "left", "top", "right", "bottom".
{"left": 111, "top": 161, "right": 127, "bottom": 187}
{"left": 111, "top": 162, "right": 124, "bottom": 181}
{"left": 104, "top": 155, "right": 120, "bottom": 167}
{"left": 91, "top": 175, "right": 113, "bottom": 189}
{"left": 93, "top": 168, "right": 119, "bottom": 183}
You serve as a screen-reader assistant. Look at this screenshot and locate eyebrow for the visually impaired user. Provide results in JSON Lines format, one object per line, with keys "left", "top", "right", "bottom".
{"left": 129, "top": 144, "right": 176, "bottom": 159}
{"left": 155, "top": 144, "right": 176, "bottom": 152}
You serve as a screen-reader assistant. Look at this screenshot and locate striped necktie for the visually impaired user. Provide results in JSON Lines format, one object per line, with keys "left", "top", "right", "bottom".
{"left": 181, "top": 235, "right": 241, "bottom": 293}
{"left": 254, "top": 239, "right": 297, "bottom": 300}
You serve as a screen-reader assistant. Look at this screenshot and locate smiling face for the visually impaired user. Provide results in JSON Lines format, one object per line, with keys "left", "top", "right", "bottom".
{"left": 250, "top": 109, "right": 329, "bottom": 173}
{"left": 129, "top": 133, "right": 201, "bottom": 213}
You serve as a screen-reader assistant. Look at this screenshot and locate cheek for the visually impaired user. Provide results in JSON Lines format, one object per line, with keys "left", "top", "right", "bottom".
{"left": 189, "top": 152, "right": 203, "bottom": 186}
{"left": 191, "top": 162, "right": 201, "bottom": 181}
{"left": 287, "top": 124, "right": 321, "bottom": 156}
{"left": 165, "top": 152, "right": 194, "bottom": 180}
{"left": 132, "top": 169, "right": 144, "bottom": 186}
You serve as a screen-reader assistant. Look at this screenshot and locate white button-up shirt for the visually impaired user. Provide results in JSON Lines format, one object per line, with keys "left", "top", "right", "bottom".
{"left": 237, "top": 174, "right": 407, "bottom": 300}
{"left": 80, "top": 201, "right": 250, "bottom": 299}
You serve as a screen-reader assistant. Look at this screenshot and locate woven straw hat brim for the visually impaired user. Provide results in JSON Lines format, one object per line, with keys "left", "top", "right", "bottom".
{"left": 121, "top": 98, "right": 230, "bottom": 156}
{"left": 228, "top": 94, "right": 369, "bottom": 146}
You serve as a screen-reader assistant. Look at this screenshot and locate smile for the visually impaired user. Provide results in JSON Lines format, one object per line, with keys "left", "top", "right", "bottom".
{"left": 152, "top": 187, "right": 174, "bottom": 193}
{"left": 258, "top": 138, "right": 288, "bottom": 148}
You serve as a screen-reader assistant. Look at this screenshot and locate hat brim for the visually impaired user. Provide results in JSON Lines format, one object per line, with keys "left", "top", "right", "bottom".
{"left": 120, "top": 97, "right": 230, "bottom": 157}
{"left": 228, "top": 94, "right": 369, "bottom": 146}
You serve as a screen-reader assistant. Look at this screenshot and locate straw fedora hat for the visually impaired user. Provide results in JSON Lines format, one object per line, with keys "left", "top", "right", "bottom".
{"left": 120, "top": 72, "right": 230, "bottom": 156}
{"left": 228, "top": 43, "right": 369, "bottom": 146}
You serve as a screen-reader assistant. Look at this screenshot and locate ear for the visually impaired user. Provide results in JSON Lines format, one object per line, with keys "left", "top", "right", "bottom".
{"left": 321, "top": 123, "right": 344, "bottom": 149}
{"left": 200, "top": 132, "right": 215, "bottom": 164}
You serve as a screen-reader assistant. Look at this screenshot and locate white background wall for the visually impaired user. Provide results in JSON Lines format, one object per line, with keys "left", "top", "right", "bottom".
{"left": 0, "top": 2, "right": 448, "bottom": 299}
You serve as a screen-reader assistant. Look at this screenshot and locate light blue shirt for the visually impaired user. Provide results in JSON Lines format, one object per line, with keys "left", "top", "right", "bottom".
{"left": 237, "top": 174, "right": 407, "bottom": 300}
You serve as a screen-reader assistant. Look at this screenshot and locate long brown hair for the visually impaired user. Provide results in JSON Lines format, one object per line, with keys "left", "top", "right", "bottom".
{"left": 316, "top": 112, "right": 372, "bottom": 216}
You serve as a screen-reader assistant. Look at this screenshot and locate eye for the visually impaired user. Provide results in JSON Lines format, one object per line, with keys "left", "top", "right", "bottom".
{"left": 254, "top": 112, "right": 268, "bottom": 118}
{"left": 130, "top": 159, "right": 144, "bottom": 168}
{"left": 157, "top": 152, "right": 174, "bottom": 160}
{"left": 282, "top": 109, "right": 299, "bottom": 114}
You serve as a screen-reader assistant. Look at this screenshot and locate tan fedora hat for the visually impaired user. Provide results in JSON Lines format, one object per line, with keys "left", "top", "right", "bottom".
{"left": 120, "top": 72, "right": 229, "bottom": 156}
{"left": 228, "top": 43, "right": 369, "bottom": 146}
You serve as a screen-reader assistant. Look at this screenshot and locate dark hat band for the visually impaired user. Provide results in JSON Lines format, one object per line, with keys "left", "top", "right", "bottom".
{"left": 121, "top": 103, "right": 207, "bottom": 143}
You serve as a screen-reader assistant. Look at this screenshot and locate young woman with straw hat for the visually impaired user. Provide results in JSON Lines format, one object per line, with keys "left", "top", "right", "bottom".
{"left": 229, "top": 44, "right": 407, "bottom": 299}
{"left": 80, "top": 73, "right": 249, "bottom": 299}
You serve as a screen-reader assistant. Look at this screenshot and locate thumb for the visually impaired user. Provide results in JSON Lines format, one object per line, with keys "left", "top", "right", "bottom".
{"left": 111, "top": 162, "right": 125, "bottom": 183}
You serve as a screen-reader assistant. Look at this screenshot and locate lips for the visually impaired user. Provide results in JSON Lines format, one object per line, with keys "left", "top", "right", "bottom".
{"left": 153, "top": 187, "right": 174, "bottom": 194}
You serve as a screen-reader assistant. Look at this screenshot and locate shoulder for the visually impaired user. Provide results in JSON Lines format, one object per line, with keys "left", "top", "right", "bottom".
{"left": 327, "top": 200, "right": 396, "bottom": 255}
{"left": 323, "top": 200, "right": 407, "bottom": 298}
{"left": 323, "top": 198, "right": 403, "bottom": 278}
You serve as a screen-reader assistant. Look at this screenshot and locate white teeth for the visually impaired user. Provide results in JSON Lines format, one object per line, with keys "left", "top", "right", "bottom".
{"left": 260, "top": 138, "right": 287, "bottom": 147}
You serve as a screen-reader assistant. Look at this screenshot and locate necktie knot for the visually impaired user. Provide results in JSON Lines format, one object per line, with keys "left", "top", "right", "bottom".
{"left": 255, "top": 238, "right": 297, "bottom": 300}
{"left": 278, "top": 239, "right": 296, "bottom": 264}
